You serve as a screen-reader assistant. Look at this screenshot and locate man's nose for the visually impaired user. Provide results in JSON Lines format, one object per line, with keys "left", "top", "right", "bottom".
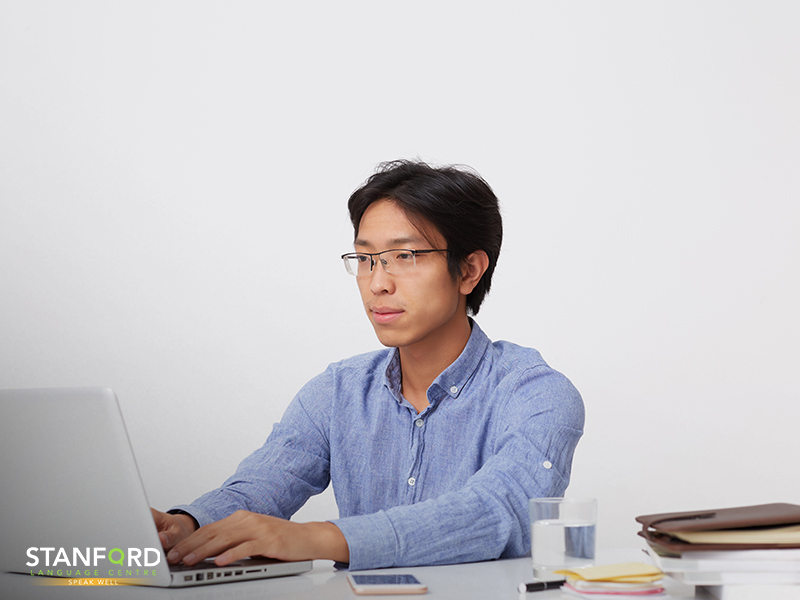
{"left": 369, "top": 259, "right": 395, "bottom": 294}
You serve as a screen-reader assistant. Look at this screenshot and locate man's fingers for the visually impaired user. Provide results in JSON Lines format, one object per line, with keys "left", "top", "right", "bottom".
{"left": 151, "top": 508, "right": 175, "bottom": 549}
{"left": 151, "top": 508, "right": 198, "bottom": 553}
{"left": 169, "top": 513, "right": 270, "bottom": 566}
{"left": 168, "top": 522, "right": 223, "bottom": 565}
{"left": 172, "top": 536, "right": 231, "bottom": 566}
{"left": 151, "top": 507, "right": 168, "bottom": 530}
{"left": 214, "top": 542, "right": 255, "bottom": 567}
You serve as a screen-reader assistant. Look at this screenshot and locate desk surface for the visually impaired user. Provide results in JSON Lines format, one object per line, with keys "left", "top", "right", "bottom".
{"left": 0, "top": 550, "right": 702, "bottom": 600}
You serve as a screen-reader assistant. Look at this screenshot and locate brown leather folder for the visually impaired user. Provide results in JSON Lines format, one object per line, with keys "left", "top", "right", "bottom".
{"left": 636, "top": 503, "right": 800, "bottom": 552}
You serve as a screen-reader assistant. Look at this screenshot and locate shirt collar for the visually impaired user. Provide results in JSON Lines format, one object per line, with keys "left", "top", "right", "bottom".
{"left": 383, "top": 318, "right": 491, "bottom": 405}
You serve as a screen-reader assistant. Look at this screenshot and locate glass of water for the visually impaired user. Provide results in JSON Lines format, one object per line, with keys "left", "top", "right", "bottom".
{"left": 530, "top": 497, "right": 597, "bottom": 580}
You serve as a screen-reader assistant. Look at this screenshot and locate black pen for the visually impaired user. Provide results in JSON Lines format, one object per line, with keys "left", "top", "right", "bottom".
{"left": 517, "top": 579, "right": 566, "bottom": 593}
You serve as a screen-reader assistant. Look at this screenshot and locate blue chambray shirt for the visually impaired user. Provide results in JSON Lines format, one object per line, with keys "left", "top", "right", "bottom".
{"left": 172, "top": 320, "right": 584, "bottom": 570}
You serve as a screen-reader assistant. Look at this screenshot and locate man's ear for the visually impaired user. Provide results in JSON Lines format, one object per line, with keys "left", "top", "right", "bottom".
{"left": 459, "top": 250, "right": 490, "bottom": 296}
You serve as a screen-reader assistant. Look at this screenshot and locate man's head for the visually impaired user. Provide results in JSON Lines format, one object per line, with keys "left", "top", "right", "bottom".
{"left": 347, "top": 160, "right": 503, "bottom": 316}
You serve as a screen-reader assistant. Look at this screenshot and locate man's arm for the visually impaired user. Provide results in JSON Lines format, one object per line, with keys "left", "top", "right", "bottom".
{"left": 161, "top": 511, "right": 349, "bottom": 566}
{"left": 153, "top": 370, "right": 339, "bottom": 564}
{"left": 165, "top": 373, "right": 334, "bottom": 529}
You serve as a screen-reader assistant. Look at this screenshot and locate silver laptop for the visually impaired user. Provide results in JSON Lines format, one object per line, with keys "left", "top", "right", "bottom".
{"left": 0, "top": 387, "right": 312, "bottom": 587}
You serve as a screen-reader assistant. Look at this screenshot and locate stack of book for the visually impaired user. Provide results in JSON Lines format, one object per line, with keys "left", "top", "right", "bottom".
{"left": 554, "top": 562, "right": 667, "bottom": 599}
{"left": 636, "top": 503, "right": 800, "bottom": 599}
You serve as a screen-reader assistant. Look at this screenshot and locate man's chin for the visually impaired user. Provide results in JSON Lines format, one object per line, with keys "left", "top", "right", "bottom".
{"left": 371, "top": 326, "right": 406, "bottom": 349}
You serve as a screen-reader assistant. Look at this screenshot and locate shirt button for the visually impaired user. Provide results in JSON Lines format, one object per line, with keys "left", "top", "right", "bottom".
{"left": 408, "top": 477, "right": 416, "bottom": 486}
{"left": 543, "top": 461, "right": 553, "bottom": 469}
{"left": 415, "top": 418, "right": 424, "bottom": 428}
{"left": 449, "top": 386, "right": 458, "bottom": 394}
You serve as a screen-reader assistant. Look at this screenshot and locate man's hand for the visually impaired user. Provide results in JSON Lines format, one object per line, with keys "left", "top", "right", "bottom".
{"left": 164, "top": 510, "right": 349, "bottom": 566}
{"left": 151, "top": 508, "right": 198, "bottom": 551}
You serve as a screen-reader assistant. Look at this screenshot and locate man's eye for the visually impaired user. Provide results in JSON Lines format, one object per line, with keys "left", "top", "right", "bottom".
{"left": 355, "top": 255, "right": 369, "bottom": 263}
{"left": 395, "top": 252, "right": 413, "bottom": 261}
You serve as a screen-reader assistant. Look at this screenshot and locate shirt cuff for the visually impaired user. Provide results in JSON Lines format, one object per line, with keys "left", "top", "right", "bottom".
{"left": 331, "top": 510, "right": 398, "bottom": 570}
{"left": 166, "top": 509, "right": 200, "bottom": 531}
{"left": 168, "top": 505, "right": 214, "bottom": 528}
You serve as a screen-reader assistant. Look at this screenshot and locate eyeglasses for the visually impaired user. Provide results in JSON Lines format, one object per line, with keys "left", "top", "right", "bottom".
{"left": 341, "top": 249, "right": 447, "bottom": 277}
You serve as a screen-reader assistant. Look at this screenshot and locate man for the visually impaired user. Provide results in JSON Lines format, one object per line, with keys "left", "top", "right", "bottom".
{"left": 152, "top": 160, "right": 584, "bottom": 570}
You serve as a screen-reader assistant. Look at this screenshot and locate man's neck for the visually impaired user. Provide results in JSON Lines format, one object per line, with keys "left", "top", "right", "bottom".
{"left": 398, "top": 315, "right": 473, "bottom": 414}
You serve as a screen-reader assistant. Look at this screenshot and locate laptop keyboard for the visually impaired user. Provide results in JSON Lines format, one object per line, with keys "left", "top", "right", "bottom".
{"left": 170, "top": 559, "right": 246, "bottom": 571}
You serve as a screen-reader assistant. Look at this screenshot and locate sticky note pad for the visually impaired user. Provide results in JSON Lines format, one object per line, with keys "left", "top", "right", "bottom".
{"left": 555, "top": 562, "right": 663, "bottom": 583}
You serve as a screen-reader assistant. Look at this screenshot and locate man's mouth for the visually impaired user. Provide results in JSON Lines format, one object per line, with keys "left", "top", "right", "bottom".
{"left": 371, "top": 307, "right": 404, "bottom": 325}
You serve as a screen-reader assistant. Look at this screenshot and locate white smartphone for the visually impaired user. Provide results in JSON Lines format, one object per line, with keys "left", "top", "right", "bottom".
{"left": 347, "top": 573, "right": 427, "bottom": 595}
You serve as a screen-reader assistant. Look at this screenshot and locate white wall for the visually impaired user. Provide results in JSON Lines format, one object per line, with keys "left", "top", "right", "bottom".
{"left": 2, "top": 1, "right": 798, "bottom": 551}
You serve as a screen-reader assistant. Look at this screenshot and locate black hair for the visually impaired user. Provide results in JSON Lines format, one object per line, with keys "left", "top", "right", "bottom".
{"left": 347, "top": 159, "right": 503, "bottom": 315}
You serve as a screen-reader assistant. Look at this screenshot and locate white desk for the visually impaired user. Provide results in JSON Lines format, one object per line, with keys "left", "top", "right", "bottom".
{"left": 0, "top": 550, "right": 702, "bottom": 600}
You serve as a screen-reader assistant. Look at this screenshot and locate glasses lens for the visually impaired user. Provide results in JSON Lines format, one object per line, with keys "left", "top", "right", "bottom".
{"left": 383, "top": 250, "right": 416, "bottom": 274}
{"left": 343, "top": 250, "right": 419, "bottom": 276}
{"left": 343, "top": 254, "right": 371, "bottom": 276}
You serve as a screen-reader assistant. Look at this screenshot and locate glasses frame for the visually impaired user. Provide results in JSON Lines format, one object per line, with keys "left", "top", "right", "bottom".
{"left": 341, "top": 248, "right": 448, "bottom": 276}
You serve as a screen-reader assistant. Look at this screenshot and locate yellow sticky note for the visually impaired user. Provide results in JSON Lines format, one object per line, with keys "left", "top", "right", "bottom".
{"left": 554, "top": 562, "right": 662, "bottom": 583}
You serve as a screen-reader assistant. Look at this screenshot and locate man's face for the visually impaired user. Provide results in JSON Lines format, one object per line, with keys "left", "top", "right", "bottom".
{"left": 353, "top": 199, "right": 465, "bottom": 351}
